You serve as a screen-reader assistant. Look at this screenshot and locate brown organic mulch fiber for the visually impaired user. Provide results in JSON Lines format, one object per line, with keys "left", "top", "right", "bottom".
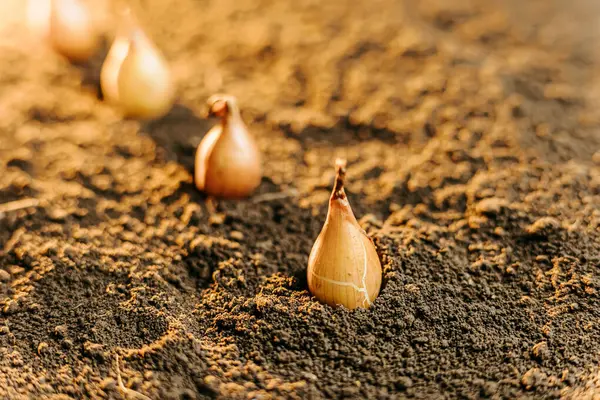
{"left": 1, "top": 0, "right": 600, "bottom": 398}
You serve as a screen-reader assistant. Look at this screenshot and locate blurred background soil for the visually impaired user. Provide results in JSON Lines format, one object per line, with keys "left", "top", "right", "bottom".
{"left": 0, "top": 0, "right": 599, "bottom": 398}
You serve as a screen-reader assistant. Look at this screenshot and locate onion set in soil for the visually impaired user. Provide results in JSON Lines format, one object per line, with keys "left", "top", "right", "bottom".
{"left": 307, "top": 159, "right": 383, "bottom": 309}
{"left": 101, "top": 14, "right": 175, "bottom": 120}
{"left": 195, "top": 95, "right": 263, "bottom": 199}
{"left": 29, "top": 0, "right": 101, "bottom": 62}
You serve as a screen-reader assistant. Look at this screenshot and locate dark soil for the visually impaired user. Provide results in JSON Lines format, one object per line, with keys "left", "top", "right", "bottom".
{"left": 1, "top": 0, "right": 600, "bottom": 398}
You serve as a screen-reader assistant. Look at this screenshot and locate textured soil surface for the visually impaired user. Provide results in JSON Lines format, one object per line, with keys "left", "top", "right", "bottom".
{"left": 1, "top": 0, "right": 600, "bottom": 399}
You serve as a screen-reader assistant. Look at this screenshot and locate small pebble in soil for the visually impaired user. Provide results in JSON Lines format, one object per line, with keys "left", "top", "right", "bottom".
{"left": 0, "top": 270, "right": 10, "bottom": 282}
{"left": 37, "top": 342, "right": 49, "bottom": 355}
{"left": 532, "top": 341, "right": 549, "bottom": 361}
{"left": 521, "top": 368, "right": 548, "bottom": 390}
{"left": 229, "top": 231, "right": 244, "bottom": 241}
{"left": 475, "top": 197, "right": 509, "bottom": 215}
{"left": 526, "top": 217, "right": 560, "bottom": 236}
{"left": 53, "top": 325, "right": 68, "bottom": 338}
{"left": 395, "top": 376, "right": 413, "bottom": 390}
{"left": 99, "top": 378, "right": 117, "bottom": 391}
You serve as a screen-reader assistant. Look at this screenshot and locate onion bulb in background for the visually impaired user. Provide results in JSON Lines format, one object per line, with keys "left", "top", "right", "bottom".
{"left": 100, "top": 15, "right": 175, "bottom": 119}
{"left": 195, "top": 95, "right": 262, "bottom": 198}
{"left": 28, "top": 0, "right": 101, "bottom": 62}
{"left": 307, "top": 159, "right": 382, "bottom": 309}
{"left": 26, "top": 0, "right": 51, "bottom": 41}
{"left": 99, "top": 30, "right": 129, "bottom": 105}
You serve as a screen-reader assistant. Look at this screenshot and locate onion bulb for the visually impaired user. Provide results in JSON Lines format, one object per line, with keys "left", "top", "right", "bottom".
{"left": 47, "top": 0, "right": 100, "bottom": 62}
{"left": 194, "top": 95, "right": 262, "bottom": 198}
{"left": 99, "top": 31, "right": 129, "bottom": 105}
{"left": 307, "top": 159, "right": 382, "bottom": 309}
{"left": 26, "top": 0, "right": 51, "bottom": 41}
{"left": 100, "top": 19, "right": 175, "bottom": 119}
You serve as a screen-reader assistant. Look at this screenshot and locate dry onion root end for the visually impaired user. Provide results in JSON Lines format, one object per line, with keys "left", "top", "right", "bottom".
{"left": 307, "top": 159, "right": 383, "bottom": 309}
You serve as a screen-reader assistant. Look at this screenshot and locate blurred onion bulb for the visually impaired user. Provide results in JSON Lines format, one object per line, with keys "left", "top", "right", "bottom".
{"left": 100, "top": 25, "right": 175, "bottom": 119}
{"left": 28, "top": 0, "right": 100, "bottom": 62}
{"left": 307, "top": 160, "right": 382, "bottom": 309}
{"left": 195, "top": 95, "right": 262, "bottom": 198}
